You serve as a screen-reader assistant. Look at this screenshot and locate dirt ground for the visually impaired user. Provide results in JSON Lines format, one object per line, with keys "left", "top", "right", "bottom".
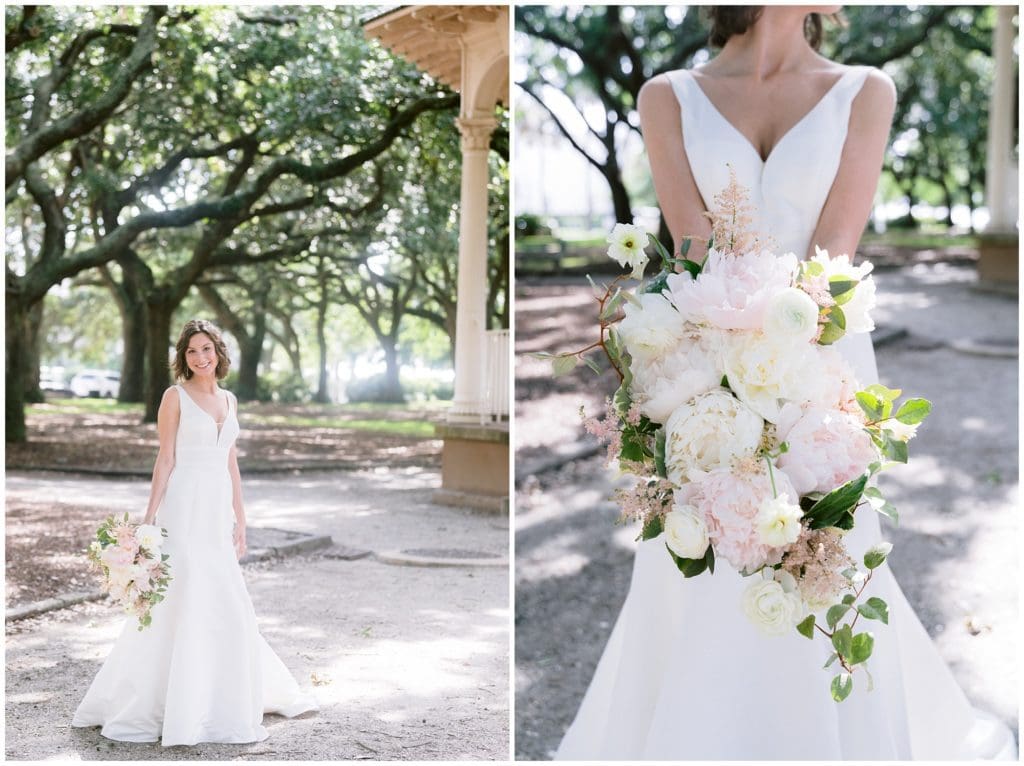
{"left": 514, "top": 263, "right": 1019, "bottom": 760}
{"left": 5, "top": 467, "right": 510, "bottom": 761}
{"left": 6, "top": 401, "right": 442, "bottom": 474}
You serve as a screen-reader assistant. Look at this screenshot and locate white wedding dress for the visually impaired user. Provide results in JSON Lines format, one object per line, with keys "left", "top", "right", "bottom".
{"left": 72, "top": 384, "right": 317, "bottom": 746}
{"left": 556, "top": 66, "right": 1017, "bottom": 760}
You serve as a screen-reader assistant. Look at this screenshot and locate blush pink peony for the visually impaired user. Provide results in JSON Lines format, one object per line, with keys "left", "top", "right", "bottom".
{"left": 775, "top": 403, "right": 878, "bottom": 496}
{"left": 685, "top": 463, "right": 799, "bottom": 574}
{"left": 665, "top": 248, "right": 798, "bottom": 331}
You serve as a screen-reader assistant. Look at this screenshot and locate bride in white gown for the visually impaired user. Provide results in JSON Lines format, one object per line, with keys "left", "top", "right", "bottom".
{"left": 555, "top": 6, "right": 1016, "bottom": 760}
{"left": 72, "top": 319, "right": 317, "bottom": 746}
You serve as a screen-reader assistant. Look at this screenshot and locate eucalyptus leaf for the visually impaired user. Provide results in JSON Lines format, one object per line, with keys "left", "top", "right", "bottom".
{"left": 796, "top": 614, "right": 816, "bottom": 639}
{"left": 831, "top": 673, "right": 854, "bottom": 702}
{"left": 823, "top": 652, "right": 839, "bottom": 669}
{"left": 583, "top": 355, "right": 602, "bottom": 374}
{"left": 642, "top": 271, "right": 671, "bottom": 295}
{"left": 864, "top": 542, "right": 893, "bottom": 570}
{"left": 827, "top": 603, "right": 851, "bottom": 630}
{"left": 832, "top": 624, "right": 854, "bottom": 657}
{"left": 857, "top": 597, "right": 889, "bottom": 624}
{"left": 654, "top": 429, "right": 667, "bottom": 478}
{"left": 552, "top": 354, "right": 578, "bottom": 377}
{"left": 849, "top": 632, "right": 875, "bottom": 664}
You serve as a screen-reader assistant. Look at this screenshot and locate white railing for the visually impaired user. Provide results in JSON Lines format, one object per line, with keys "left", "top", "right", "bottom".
{"left": 480, "top": 328, "right": 509, "bottom": 424}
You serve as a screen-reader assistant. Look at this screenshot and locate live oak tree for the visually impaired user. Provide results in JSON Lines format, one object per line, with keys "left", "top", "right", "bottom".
{"left": 5, "top": 5, "right": 458, "bottom": 439}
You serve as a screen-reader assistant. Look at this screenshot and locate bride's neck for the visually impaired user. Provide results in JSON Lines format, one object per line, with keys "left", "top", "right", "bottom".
{"left": 712, "top": 10, "right": 819, "bottom": 79}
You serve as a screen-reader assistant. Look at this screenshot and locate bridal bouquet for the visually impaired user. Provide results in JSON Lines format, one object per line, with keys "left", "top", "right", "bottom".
{"left": 538, "top": 175, "right": 930, "bottom": 702}
{"left": 87, "top": 513, "right": 172, "bottom": 630}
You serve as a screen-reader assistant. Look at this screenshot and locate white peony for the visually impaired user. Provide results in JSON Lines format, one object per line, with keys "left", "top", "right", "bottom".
{"left": 630, "top": 342, "right": 721, "bottom": 425}
{"left": 607, "top": 223, "right": 650, "bottom": 280}
{"left": 755, "top": 493, "right": 805, "bottom": 547}
{"left": 616, "top": 292, "right": 685, "bottom": 364}
{"left": 810, "top": 246, "right": 876, "bottom": 334}
{"left": 719, "top": 332, "right": 820, "bottom": 424}
{"left": 663, "top": 499, "right": 710, "bottom": 560}
{"left": 763, "top": 287, "right": 820, "bottom": 344}
{"left": 775, "top": 403, "right": 878, "bottom": 496}
{"left": 663, "top": 388, "right": 764, "bottom": 484}
{"left": 742, "top": 569, "right": 805, "bottom": 636}
{"left": 135, "top": 524, "right": 164, "bottom": 552}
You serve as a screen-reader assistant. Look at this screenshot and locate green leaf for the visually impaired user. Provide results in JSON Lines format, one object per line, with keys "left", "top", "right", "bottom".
{"left": 613, "top": 381, "right": 631, "bottom": 418}
{"left": 863, "top": 487, "right": 899, "bottom": 524}
{"left": 679, "top": 238, "right": 692, "bottom": 258}
{"left": 598, "top": 289, "right": 625, "bottom": 321}
{"left": 720, "top": 375, "right": 730, "bottom": 389}
{"left": 880, "top": 434, "right": 908, "bottom": 463}
{"left": 841, "top": 594, "right": 856, "bottom": 605}
{"left": 666, "top": 543, "right": 714, "bottom": 578}
{"left": 647, "top": 232, "right": 672, "bottom": 266}
{"left": 855, "top": 391, "right": 883, "bottom": 421}
{"left": 654, "top": 429, "right": 667, "bottom": 478}
{"left": 796, "top": 614, "right": 816, "bottom": 639}
{"left": 865, "top": 384, "right": 902, "bottom": 402}
{"left": 831, "top": 673, "right": 854, "bottom": 702}
{"left": 830, "top": 305, "right": 847, "bottom": 330}
{"left": 849, "top": 632, "right": 875, "bottom": 664}
{"left": 827, "top": 603, "right": 851, "bottom": 630}
{"left": 642, "top": 270, "right": 671, "bottom": 295}
{"left": 856, "top": 597, "right": 889, "bottom": 625}
{"left": 818, "top": 312, "right": 846, "bottom": 345}
{"left": 829, "top": 277, "right": 858, "bottom": 304}
{"left": 583, "top": 355, "right": 602, "bottom": 374}
{"left": 832, "top": 624, "right": 853, "bottom": 657}
{"left": 804, "top": 261, "right": 825, "bottom": 277}
{"left": 679, "top": 259, "right": 703, "bottom": 279}
{"left": 641, "top": 514, "right": 664, "bottom": 541}
{"left": 894, "top": 398, "right": 931, "bottom": 425}
{"left": 805, "top": 473, "right": 869, "bottom": 529}
{"left": 552, "top": 355, "right": 578, "bottom": 377}
{"left": 619, "top": 431, "right": 645, "bottom": 462}
{"left": 864, "top": 542, "right": 893, "bottom": 570}
{"left": 823, "top": 652, "right": 839, "bottom": 669}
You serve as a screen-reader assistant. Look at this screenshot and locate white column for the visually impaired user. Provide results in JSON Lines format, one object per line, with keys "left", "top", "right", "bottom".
{"left": 448, "top": 115, "right": 497, "bottom": 423}
{"left": 985, "top": 6, "right": 1017, "bottom": 232}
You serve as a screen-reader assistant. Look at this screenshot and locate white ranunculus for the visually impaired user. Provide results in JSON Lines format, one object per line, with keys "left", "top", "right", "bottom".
{"left": 135, "top": 524, "right": 164, "bottom": 551}
{"left": 810, "top": 246, "right": 876, "bottom": 334}
{"left": 663, "top": 388, "right": 764, "bottom": 484}
{"left": 755, "top": 493, "right": 805, "bottom": 547}
{"left": 664, "top": 499, "right": 710, "bottom": 560}
{"left": 617, "top": 292, "right": 684, "bottom": 364}
{"left": 742, "top": 570, "right": 805, "bottom": 636}
{"left": 630, "top": 342, "right": 720, "bottom": 425}
{"left": 763, "top": 287, "right": 820, "bottom": 344}
{"left": 607, "top": 223, "right": 650, "bottom": 280}
{"left": 720, "top": 332, "right": 816, "bottom": 424}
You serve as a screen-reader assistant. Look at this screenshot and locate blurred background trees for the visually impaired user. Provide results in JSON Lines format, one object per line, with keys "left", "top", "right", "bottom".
{"left": 6, "top": 5, "right": 509, "bottom": 441}
{"left": 515, "top": 5, "right": 1017, "bottom": 262}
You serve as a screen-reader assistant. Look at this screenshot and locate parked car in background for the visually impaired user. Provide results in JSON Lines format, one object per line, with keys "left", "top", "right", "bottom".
{"left": 69, "top": 369, "right": 120, "bottom": 398}
{"left": 40, "top": 366, "right": 71, "bottom": 395}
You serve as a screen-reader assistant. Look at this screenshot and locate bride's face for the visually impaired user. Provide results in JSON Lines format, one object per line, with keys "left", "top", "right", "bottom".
{"left": 185, "top": 333, "right": 218, "bottom": 379}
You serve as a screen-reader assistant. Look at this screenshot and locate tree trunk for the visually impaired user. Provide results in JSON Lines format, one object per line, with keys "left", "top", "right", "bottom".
{"left": 119, "top": 306, "right": 148, "bottom": 402}
{"left": 380, "top": 338, "right": 404, "bottom": 402}
{"left": 314, "top": 296, "right": 330, "bottom": 404}
{"left": 607, "top": 172, "right": 633, "bottom": 225}
{"left": 235, "top": 337, "right": 262, "bottom": 401}
{"left": 143, "top": 302, "right": 174, "bottom": 423}
{"left": 6, "top": 292, "right": 29, "bottom": 442}
{"left": 23, "top": 299, "right": 45, "bottom": 403}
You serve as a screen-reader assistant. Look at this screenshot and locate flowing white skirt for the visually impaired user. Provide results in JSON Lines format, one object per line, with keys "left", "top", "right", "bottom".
{"left": 72, "top": 450, "right": 317, "bottom": 746}
{"left": 556, "top": 333, "right": 1016, "bottom": 760}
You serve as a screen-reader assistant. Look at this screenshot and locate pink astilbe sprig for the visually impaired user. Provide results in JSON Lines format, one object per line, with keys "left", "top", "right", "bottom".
{"left": 704, "top": 164, "right": 762, "bottom": 255}
{"left": 581, "top": 399, "right": 624, "bottom": 468}
{"left": 613, "top": 476, "right": 676, "bottom": 530}
{"left": 781, "top": 526, "right": 855, "bottom": 610}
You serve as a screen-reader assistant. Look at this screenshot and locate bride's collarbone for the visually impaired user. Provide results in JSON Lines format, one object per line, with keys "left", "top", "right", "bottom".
{"left": 181, "top": 385, "right": 229, "bottom": 422}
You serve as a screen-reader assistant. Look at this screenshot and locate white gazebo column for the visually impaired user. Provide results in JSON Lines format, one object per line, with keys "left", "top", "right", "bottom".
{"left": 985, "top": 5, "right": 1018, "bottom": 232}
{"left": 448, "top": 114, "right": 497, "bottom": 423}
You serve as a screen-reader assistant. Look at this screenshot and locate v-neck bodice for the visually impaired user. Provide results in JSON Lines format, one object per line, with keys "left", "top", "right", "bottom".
{"left": 174, "top": 383, "right": 238, "bottom": 453}
{"left": 665, "top": 66, "right": 871, "bottom": 257}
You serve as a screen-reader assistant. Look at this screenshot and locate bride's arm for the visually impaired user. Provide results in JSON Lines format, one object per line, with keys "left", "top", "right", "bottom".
{"left": 227, "top": 392, "right": 247, "bottom": 558}
{"left": 810, "top": 69, "right": 897, "bottom": 261}
{"left": 637, "top": 74, "right": 713, "bottom": 262}
{"left": 143, "top": 387, "right": 179, "bottom": 525}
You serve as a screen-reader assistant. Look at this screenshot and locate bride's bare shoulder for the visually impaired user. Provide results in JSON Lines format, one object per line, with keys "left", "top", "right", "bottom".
{"left": 637, "top": 72, "right": 681, "bottom": 127}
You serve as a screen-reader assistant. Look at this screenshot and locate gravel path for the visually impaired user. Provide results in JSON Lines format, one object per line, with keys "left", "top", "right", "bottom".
{"left": 514, "top": 263, "right": 1019, "bottom": 760}
{"left": 5, "top": 469, "right": 509, "bottom": 761}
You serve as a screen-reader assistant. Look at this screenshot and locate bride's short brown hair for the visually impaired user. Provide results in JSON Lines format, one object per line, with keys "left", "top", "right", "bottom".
{"left": 707, "top": 7, "right": 842, "bottom": 50}
{"left": 171, "top": 319, "right": 231, "bottom": 381}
